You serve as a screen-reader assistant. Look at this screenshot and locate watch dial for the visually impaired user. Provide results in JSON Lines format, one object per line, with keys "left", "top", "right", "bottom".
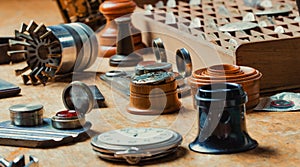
{"left": 98, "top": 128, "right": 174, "bottom": 146}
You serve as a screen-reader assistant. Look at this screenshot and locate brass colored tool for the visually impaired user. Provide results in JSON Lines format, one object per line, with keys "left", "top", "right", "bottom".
{"left": 127, "top": 62, "right": 181, "bottom": 115}
{"left": 188, "top": 64, "right": 262, "bottom": 110}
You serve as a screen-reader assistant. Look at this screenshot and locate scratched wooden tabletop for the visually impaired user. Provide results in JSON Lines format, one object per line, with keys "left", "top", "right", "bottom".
{"left": 0, "top": 1, "right": 299, "bottom": 166}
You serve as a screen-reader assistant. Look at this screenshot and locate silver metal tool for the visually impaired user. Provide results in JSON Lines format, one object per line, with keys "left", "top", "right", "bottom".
{"left": 9, "top": 21, "right": 98, "bottom": 85}
{"left": 0, "top": 155, "right": 38, "bottom": 167}
{"left": 0, "top": 118, "right": 91, "bottom": 148}
{"left": 218, "top": 21, "right": 258, "bottom": 32}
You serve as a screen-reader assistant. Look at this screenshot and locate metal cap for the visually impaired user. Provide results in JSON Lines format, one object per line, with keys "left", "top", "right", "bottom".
{"left": 9, "top": 103, "right": 44, "bottom": 126}
{"left": 9, "top": 103, "right": 43, "bottom": 113}
{"left": 62, "top": 81, "right": 94, "bottom": 116}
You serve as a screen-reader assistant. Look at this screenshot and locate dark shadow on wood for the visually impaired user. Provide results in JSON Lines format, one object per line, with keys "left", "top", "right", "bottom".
{"left": 95, "top": 146, "right": 188, "bottom": 166}
{"left": 241, "top": 146, "right": 279, "bottom": 158}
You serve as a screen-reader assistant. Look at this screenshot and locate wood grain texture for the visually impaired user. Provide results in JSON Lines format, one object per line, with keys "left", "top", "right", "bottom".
{"left": 236, "top": 37, "right": 300, "bottom": 93}
{"left": 132, "top": 0, "right": 300, "bottom": 94}
{"left": 0, "top": 1, "right": 300, "bottom": 167}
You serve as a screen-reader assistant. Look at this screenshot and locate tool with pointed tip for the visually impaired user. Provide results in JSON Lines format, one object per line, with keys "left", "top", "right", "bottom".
{"left": 10, "top": 20, "right": 98, "bottom": 85}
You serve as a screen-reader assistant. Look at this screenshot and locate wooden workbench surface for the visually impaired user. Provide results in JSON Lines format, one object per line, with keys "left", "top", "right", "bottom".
{"left": 0, "top": 1, "right": 300, "bottom": 166}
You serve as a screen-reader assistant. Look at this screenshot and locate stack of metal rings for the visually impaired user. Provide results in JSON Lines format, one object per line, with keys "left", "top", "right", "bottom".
{"left": 11, "top": 21, "right": 98, "bottom": 85}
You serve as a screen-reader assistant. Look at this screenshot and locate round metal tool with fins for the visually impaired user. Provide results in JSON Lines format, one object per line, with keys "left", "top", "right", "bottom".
{"left": 9, "top": 20, "right": 98, "bottom": 85}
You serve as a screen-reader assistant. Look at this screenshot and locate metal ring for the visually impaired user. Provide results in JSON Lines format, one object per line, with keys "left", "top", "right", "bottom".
{"left": 152, "top": 38, "right": 167, "bottom": 62}
{"left": 48, "top": 25, "right": 77, "bottom": 74}
{"left": 270, "top": 99, "right": 295, "bottom": 109}
{"left": 62, "top": 81, "right": 94, "bottom": 115}
{"left": 73, "top": 23, "right": 99, "bottom": 68}
{"left": 65, "top": 24, "right": 89, "bottom": 70}
{"left": 51, "top": 114, "right": 86, "bottom": 129}
{"left": 176, "top": 48, "right": 192, "bottom": 78}
{"left": 65, "top": 23, "right": 91, "bottom": 71}
{"left": 105, "top": 70, "right": 127, "bottom": 77}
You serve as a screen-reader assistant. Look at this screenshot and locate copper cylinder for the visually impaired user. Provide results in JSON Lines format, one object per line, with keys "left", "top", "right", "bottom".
{"left": 187, "top": 64, "right": 262, "bottom": 110}
{"left": 127, "top": 79, "right": 181, "bottom": 115}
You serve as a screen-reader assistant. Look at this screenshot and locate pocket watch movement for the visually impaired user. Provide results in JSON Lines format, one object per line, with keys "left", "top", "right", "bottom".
{"left": 91, "top": 127, "right": 182, "bottom": 164}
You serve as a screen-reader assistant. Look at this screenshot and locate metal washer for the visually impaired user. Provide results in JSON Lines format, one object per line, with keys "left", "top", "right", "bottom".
{"left": 218, "top": 21, "right": 258, "bottom": 32}
{"left": 152, "top": 38, "right": 167, "bottom": 62}
{"left": 176, "top": 48, "right": 192, "bottom": 78}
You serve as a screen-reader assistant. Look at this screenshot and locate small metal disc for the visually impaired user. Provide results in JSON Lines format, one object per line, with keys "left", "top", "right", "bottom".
{"left": 135, "top": 62, "right": 172, "bottom": 75}
{"left": 109, "top": 53, "right": 143, "bottom": 67}
{"left": 105, "top": 70, "right": 127, "bottom": 77}
{"left": 218, "top": 21, "right": 258, "bottom": 32}
{"left": 255, "top": 7, "right": 292, "bottom": 16}
{"left": 9, "top": 104, "right": 43, "bottom": 113}
{"left": 176, "top": 48, "right": 192, "bottom": 78}
{"left": 63, "top": 81, "right": 94, "bottom": 116}
{"left": 9, "top": 103, "right": 44, "bottom": 126}
{"left": 51, "top": 115, "right": 86, "bottom": 130}
{"left": 270, "top": 99, "right": 295, "bottom": 108}
{"left": 152, "top": 38, "right": 167, "bottom": 62}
